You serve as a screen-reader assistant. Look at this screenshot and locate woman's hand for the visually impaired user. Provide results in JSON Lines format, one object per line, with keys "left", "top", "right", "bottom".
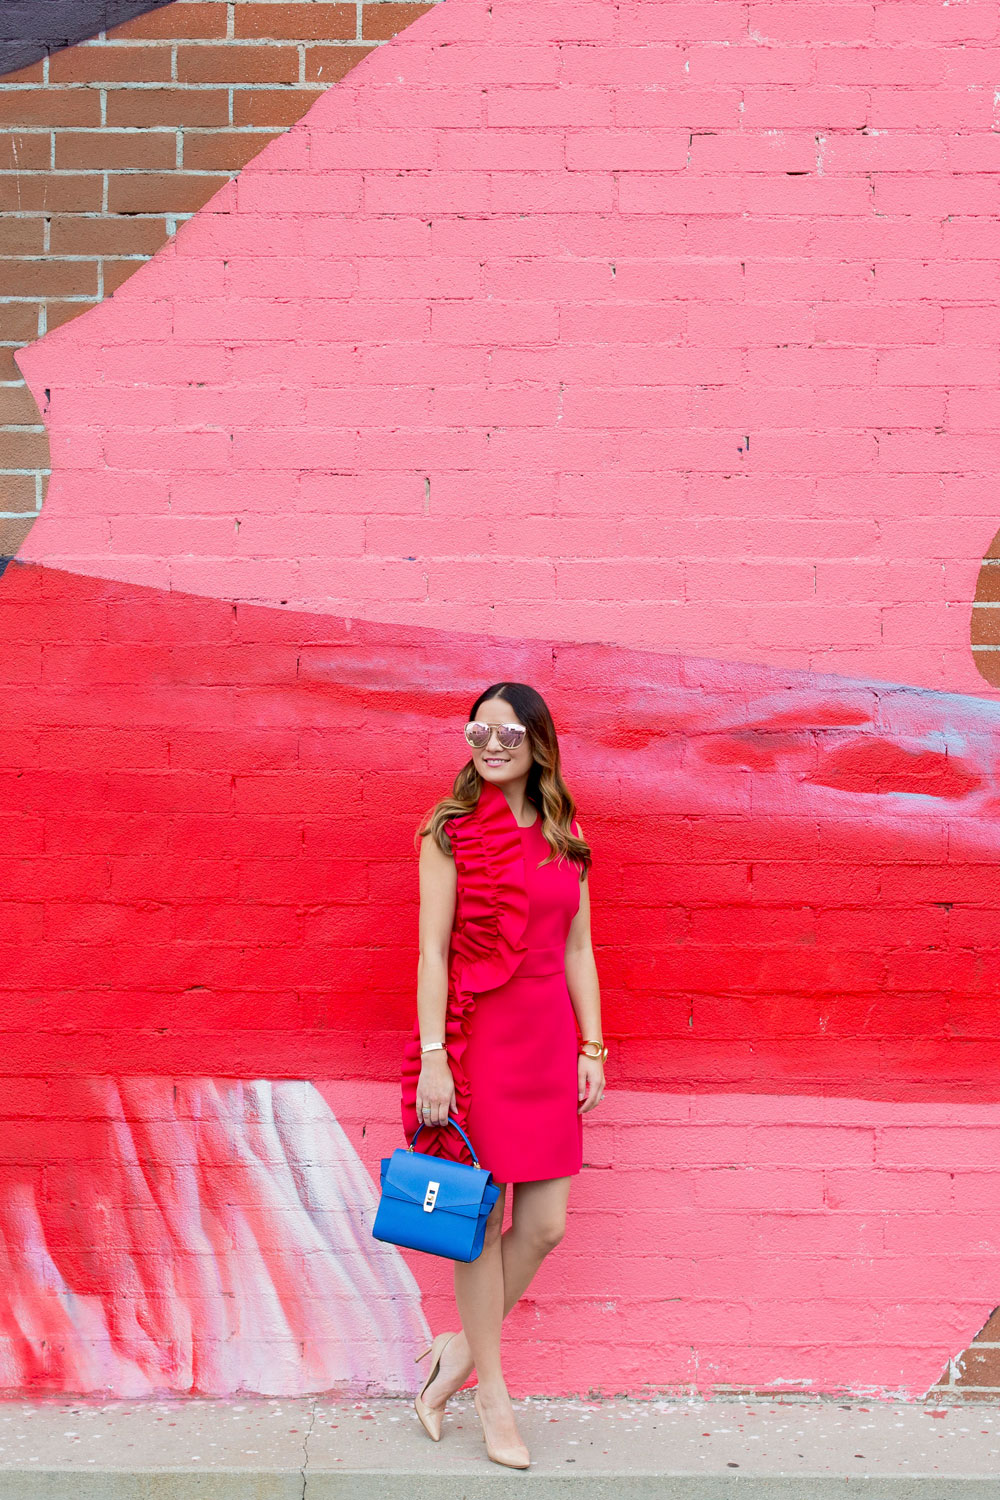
{"left": 578, "top": 1055, "right": 605, "bottom": 1114}
{"left": 416, "top": 1052, "right": 456, "bottom": 1129}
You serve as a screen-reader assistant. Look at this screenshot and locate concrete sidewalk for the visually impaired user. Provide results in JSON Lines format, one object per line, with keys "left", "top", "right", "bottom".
{"left": 0, "top": 1393, "right": 997, "bottom": 1498}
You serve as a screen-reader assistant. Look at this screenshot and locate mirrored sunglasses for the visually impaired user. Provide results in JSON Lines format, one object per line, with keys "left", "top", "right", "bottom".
{"left": 464, "top": 720, "right": 527, "bottom": 751}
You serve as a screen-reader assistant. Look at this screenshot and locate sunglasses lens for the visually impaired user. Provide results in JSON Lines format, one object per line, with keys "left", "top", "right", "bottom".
{"left": 465, "top": 722, "right": 491, "bottom": 748}
{"left": 496, "top": 724, "right": 526, "bottom": 749}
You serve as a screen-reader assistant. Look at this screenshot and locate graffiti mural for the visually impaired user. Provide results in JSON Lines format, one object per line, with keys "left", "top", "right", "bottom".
{"left": 0, "top": 1075, "right": 427, "bottom": 1394}
{"left": 3, "top": 0, "right": 1000, "bottom": 1398}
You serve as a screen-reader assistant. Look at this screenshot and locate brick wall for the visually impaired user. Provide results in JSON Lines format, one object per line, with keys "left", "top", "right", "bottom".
{"left": 0, "top": 0, "right": 434, "bottom": 554}
{"left": 5, "top": 558, "right": 1000, "bottom": 1399}
{"left": 4, "top": 0, "right": 1000, "bottom": 1402}
{"left": 7, "top": 0, "right": 1000, "bottom": 692}
{"left": 938, "top": 1308, "right": 1000, "bottom": 1399}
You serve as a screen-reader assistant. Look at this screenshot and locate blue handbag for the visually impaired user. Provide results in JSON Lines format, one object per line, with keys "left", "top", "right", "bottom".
{"left": 372, "top": 1117, "right": 500, "bottom": 1263}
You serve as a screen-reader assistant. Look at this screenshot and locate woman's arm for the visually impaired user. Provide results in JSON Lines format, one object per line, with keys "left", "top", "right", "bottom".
{"left": 564, "top": 861, "right": 605, "bottom": 1114}
{"left": 415, "top": 833, "right": 459, "bottom": 1129}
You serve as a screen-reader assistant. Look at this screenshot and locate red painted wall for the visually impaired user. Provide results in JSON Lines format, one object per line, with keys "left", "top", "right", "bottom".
{"left": 3, "top": 560, "right": 1000, "bottom": 1096}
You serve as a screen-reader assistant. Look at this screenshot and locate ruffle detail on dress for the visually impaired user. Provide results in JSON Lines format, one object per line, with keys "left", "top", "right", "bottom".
{"left": 400, "top": 780, "right": 529, "bottom": 1166}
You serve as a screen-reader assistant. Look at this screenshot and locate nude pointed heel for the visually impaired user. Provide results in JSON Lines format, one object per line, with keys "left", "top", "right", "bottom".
{"left": 473, "top": 1389, "right": 531, "bottom": 1469}
{"left": 414, "top": 1331, "right": 458, "bottom": 1442}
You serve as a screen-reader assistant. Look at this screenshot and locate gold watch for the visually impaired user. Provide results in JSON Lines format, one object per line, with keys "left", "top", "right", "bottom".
{"left": 579, "top": 1038, "right": 608, "bottom": 1062}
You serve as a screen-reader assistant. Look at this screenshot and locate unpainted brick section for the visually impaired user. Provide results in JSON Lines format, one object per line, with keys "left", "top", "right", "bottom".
{"left": 936, "top": 1305, "right": 1000, "bottom": 1394}
{"left": 0, "top": 0, "right": 437, "bottom": 535}
{"left": 233, "top": 5, "right": 357, "bottom": 42}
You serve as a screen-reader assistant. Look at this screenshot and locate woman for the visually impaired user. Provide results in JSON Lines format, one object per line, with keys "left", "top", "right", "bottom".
{"left": 400, "top": 682, "right": 606, "bottom": 1469}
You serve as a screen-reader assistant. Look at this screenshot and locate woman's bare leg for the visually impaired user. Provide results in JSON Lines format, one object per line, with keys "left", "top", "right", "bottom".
{"left": 448, "top": 1183, "right": 527, "bottom": 1451}
{"left": 421, "top": 1177, "right": 571, "bottom": 1409}
{"left": 499, "top": 1176, "right": 572, "bottom": 1308}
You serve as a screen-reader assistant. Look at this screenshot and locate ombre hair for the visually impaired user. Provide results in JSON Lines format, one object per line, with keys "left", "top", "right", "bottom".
{"left": 420, "top": 682, "right": 591, "bottom": 872}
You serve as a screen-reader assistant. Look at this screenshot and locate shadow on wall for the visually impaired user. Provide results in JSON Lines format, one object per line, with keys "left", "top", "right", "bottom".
{"left": 0, "top": 1, "right": 177, "bottom": 75}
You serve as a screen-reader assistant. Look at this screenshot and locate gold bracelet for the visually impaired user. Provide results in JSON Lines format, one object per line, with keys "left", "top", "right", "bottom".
{"left": 579, "top": 1038, "right": 608, "bottom": 1062}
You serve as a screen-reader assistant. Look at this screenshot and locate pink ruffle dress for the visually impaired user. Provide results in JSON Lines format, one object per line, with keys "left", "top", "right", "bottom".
{"left": 401, "top": 780, "right": 584, "bottom": 1183}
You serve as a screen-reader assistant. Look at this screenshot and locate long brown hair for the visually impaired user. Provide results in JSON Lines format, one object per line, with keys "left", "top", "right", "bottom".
{"left": 420, "top": 683, "right": 592, "bottom": 872}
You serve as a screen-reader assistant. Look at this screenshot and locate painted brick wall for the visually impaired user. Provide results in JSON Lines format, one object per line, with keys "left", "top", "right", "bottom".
{"left": 7, "top": 0, "right": 1000, "bottom": 690}
{"left": 3, "top": 0, "right": 1000, "bottom": 1402}
{"left": 0, "top": 0, "right": 434, "bottom": 544}
{"left": 5, "top": 563, "right": 1000, "bottom": 1398}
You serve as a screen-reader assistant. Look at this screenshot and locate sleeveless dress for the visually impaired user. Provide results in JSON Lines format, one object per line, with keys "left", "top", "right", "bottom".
{"left": 400, "top": 780, "right": 585, "bottom": 1183}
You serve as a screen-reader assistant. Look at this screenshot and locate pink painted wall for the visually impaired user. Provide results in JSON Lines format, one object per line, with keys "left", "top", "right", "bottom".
{"left": 18, "top": 0, "right": 1000, "bottom": 699}
{"left": 3, "top": 0, "right": 1000, "bottom": 1399}
{"left": 338, "top": 1080, "right": 1000, "bottom": 1398}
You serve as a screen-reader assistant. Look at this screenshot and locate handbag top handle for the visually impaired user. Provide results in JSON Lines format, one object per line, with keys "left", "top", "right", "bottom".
{"left": 409, "top": 1116, "right": 482, "bottom": 1170}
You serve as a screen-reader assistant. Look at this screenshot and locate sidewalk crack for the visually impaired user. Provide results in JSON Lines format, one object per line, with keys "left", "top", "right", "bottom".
{"left": 300, "top": 1399, "right": 317, "bottom": 1499}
